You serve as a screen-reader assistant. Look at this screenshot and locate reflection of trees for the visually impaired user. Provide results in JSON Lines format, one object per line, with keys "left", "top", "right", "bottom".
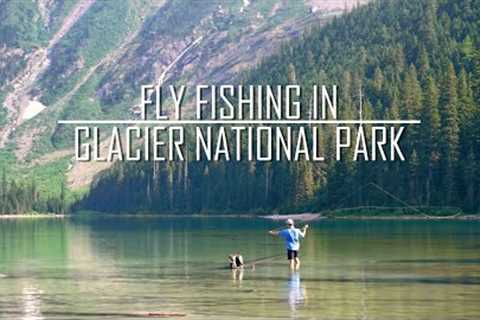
{"left": 0, "top": 219, "right": 68, "bottom": 267}
{"left": 66, "top": 222, "right": 120, "bottom": 281}
{"left": 0, "top": 220, "right": 66, "bottom": 320}
{"left": 2, "top": 219, "right": 478, "bottom": 319}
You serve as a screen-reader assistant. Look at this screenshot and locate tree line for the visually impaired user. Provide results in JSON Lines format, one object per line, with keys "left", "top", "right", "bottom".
{"left": 0, "top": 170, "right": 67, "bottom": 215}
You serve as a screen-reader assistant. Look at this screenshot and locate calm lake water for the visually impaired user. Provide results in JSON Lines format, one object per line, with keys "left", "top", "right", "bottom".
{"left": 0, "top": 217, "right": 479, "bottom": 319}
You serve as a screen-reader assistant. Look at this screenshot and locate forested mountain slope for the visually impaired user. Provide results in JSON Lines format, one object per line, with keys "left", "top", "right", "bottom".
{"left": 0, "top": 0, "right": 352, "bottom": 214}
{"left": 79, "top": 0, "right": 480, "bottom": 215}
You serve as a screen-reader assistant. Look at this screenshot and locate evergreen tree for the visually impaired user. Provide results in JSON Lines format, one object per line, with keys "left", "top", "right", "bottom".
{"left": 439, "top": 63, "right": 460, "bottom": 204}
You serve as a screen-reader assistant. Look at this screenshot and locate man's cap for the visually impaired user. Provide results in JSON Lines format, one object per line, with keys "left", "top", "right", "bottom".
{"left": 286, "top": 218, "right": 294, "bottom": 225}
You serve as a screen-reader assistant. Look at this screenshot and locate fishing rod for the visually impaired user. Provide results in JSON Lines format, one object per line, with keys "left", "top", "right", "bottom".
{"left": 242, "top": 254, "right": 285, "bottom": 268}
{"left": 268, "top": 223, "right": 310, "bottom": 233}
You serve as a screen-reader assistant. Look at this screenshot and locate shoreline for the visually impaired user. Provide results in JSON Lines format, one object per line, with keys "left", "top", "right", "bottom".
{"left": 1, "top": 213, "right": 478, "bottom": 221}
{"left": 0, "top": 214, "right": 66, "bottom": 219}
{"left": 329, "top": 214, "right": 480, "bottom": 220}
{"left": 81, "top": 213, "right": 480, "bottom": 220}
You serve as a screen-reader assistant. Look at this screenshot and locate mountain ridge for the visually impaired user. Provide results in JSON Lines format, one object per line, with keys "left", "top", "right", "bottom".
{"left": 0, "top": 0, "right": 363, "bottom": 211}
{"left": 79, "top": 0, "right": 480, "bottom": 215}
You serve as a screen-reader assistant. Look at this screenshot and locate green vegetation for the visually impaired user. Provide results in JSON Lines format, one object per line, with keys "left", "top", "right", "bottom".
{"left": 0, "top": 1, "right": 79, "bottom": 88}
{"left": 47, "top": 0, "right": 80, "bottom": 37}
{"left": 143, "top": 0, "right": 220, "bottom": 38}
{"left": 1, "top": 0, "right": 478, "bottom": 216}
{"left": 79, "top": 0, "right": 480, "bottom": 215}
{"left": 0, "top": 151, "right": 17, "bottom": 178}
{"left": 39, "top": 0, "right": 141, "bottom": 105}
{"left": 0, "top": 56, "right": 27, "bottom": 88}
{"left": 0, "top": 151, "right": 71, "bottom": 214}
{"left": 0, "top": 0, "right": 47, "bottom": 49}
{"left": 0, "top": 0, "right": 156, "bottom": 214}
{"left": 0, "top": 91, "right": 6, "bottom": 127}
{"left": 51, "top": 72, "right": 104, "bottom": 148}
{"left": 19, "top": 0, "right": 152, "bottom": 156}
{"left": 0, "top": 174, "right": 67, "bottom": 215}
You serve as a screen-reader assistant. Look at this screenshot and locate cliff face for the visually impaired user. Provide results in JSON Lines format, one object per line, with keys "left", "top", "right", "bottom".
{"left": 0, "top": 0, "right": 364, "bottom": 189}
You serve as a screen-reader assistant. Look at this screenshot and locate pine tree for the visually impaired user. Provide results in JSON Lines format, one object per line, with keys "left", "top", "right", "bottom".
{"left": 417, "top": 46, "right": 430, "bottom": 81}
{"left": 402, "top": 65, "right": 423, "bottom": 159}
{"left": 439, "top": 63, "right": 460, "bottom": 204}
{"left": 60, "top": 182, "right": 66, "bottom": 214}
{"left": 459, "top": 69, "right": 477, "bottom": 162}
{"left": 409, "top": 149, "right": 420, "bottom": 203}
{"left": 403, "top": 65, "right": 422, "bottom": 119}
{"left": 421, "top": 75, "right": 441, "bottom": 205}
{"left": 463, "top": 148, "right": 476, "bottom": 212}
{"left": 387, "top": 90, "right": 401, "bottom": 122}
{"left": 372, "top": 67, "right": 384, "bottom": 94}
{"left": 458, "top": 68, "right": 475, "bottom": 124}
{"left": 421, "top": 0, "right": 437, "bottom": 48}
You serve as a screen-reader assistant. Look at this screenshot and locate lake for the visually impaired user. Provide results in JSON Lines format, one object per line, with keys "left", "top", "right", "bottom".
{"left": 0, "top": 217, "right": 479, "bottom": 319}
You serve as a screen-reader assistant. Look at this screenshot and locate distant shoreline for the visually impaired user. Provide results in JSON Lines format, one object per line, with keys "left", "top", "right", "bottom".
{"left": 0, "top": 214, "right": 66, "bottom": 219}
{"left": 261, "top": 213, "right": 480, "bottom": 221}
{"left": 329, "top": 215, "right": 480, "bottom": 220}
{"left": 1, "top": 213, "right": 478, "bottom": 221}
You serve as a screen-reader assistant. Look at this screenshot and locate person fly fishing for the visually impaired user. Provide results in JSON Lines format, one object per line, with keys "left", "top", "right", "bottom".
{"left": 269, "top": 219, "right": 309, "bottom": 270}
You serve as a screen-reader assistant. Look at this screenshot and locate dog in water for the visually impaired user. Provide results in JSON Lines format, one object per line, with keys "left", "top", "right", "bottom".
{"left": 228, "top": 253, "right": 244, "bottom": 269}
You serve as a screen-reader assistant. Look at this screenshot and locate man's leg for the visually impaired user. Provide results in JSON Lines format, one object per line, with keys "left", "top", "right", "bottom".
{"left": 289, "top": 259, "right": 295, "bottom": 269}
{"left": 288, "top": 250, "right": 295, "bottom": 269}
{"left": 294, "top": 257, "right": 300, "bottom": 269}
{"left": 293, "top": 251, "right": 300, "bottom": 269}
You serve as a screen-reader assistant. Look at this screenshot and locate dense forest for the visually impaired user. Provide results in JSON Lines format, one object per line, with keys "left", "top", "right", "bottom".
{"left": 0, "top": 170, "right": 67, "bottom": 215}
{"left": 78, "top": 0, "right": 479, "bottom": 214}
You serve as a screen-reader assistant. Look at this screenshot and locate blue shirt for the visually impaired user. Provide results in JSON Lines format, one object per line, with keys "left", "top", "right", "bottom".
{"left": 279, "top": 228, "right": 303, "bottom": 251}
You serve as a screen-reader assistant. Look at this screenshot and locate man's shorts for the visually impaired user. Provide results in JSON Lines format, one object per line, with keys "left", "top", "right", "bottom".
{"left": 287, "top": 249, "right": 298, "bottom": 260}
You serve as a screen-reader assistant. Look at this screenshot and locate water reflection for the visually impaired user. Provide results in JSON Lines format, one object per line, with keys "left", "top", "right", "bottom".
{"left": 359, "top": 268, "right": 368, "bottom": 320}
{"left": 286, "top": 271, "right": 307, "bottom": 314}
{"left": 0, "top": 218, "right": 479, "bottom": 319}
{"left": 21, "top": 285, "right": 44, "bottom": 320}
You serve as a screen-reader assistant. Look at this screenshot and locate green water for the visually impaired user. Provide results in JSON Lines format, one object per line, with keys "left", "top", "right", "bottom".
{"left": 0, "top": 218, "right": 479, "bottom": 319}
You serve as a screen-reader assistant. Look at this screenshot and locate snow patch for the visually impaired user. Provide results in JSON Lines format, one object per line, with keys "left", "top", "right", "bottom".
{"left": 22, "top": 100, "right": 47, "bottom": 121}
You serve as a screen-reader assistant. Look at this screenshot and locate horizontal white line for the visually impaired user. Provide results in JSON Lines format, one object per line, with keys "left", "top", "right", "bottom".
{"left": 57, "top": 120, "right": 421, "bottom": 125}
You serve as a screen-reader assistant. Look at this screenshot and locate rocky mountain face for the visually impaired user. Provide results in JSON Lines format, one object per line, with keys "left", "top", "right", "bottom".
{"left": 0, "top": 0, "right": 365, "bottom": 191}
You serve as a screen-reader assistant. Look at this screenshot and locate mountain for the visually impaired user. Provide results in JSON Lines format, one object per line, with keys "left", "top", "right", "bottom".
{"left": 0, "top": 0, "right": 363, "bottom": 213}
{"left": 79, "top": 0, "right": 480, "bottom": 215}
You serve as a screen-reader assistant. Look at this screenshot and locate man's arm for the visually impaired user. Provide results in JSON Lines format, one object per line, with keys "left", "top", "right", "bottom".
{"left": 269, "top": 230, "right": 279, "bottom": 236}
{"left": 299, "top": 225, "right": 309, "bottom": 238}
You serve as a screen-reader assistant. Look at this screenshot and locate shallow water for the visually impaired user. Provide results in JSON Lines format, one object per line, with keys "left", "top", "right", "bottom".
{"left": 0, "top": 217, "right": 479, "bottom": 319}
